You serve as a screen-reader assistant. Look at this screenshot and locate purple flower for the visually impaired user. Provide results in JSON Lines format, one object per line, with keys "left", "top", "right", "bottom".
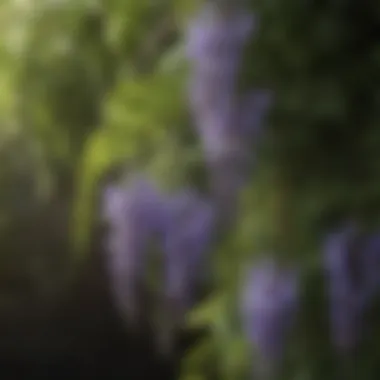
{"left": 323, "top": 223, "right": 367, "bottom": 352}
{"left": 186, "top": 4, "right": 255, "bottom": 67}
{"left": 155, "top": 189, "right": 215, "bottom": 355}
{"left": 162, "top": 189, "right": 215, "bottom": 311}
{"left": 240, "top": 257, "right": 299, "bottom": 374}
{"left": 324, "top": 224, "right": 380, "bottom": 353}
{"left": 102, "top": 176, "right": 166, "bottom": 323}
{"left": 361, "top": 233, "right": 380, "bottom": 301}
{"left": 186, "top": 4, "right": 255, "bottom": 149}
{"left": 185, "top": 4, "right": 272, "bottom": 223}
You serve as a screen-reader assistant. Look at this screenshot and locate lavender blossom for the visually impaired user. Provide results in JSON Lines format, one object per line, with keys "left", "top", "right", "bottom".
{"left": 186, "top": 3, "right": 255, "bottom": 154}
{"left": 156, "top": 190, "right": 215, "bottom": 354}
{"left": 186, "top": 3, "right": 272, "bottom": 223}
{"left": 163, "top": 189, "right": 215, "bottom": 313}
{"left": 361, "top": 233, "right": 380, "bottom": 301}
{"left": 102, "top": 176, "right": 165, "bottom": 324}
{"left": 187, "top": 4, "right": 254, "bottom": 113}
{"left": 240, "top": 258, "right": 299, "bottom": 378}
{"left": 324, "top": 224, "right": 380, "bottom": 354}
{"left": 323, "top": 224, "right": 361, "bottom": 353}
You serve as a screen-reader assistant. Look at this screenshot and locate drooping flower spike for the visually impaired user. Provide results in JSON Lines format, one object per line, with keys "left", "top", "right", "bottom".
{"left": 241, "top": 257, "right": 299, "bottom": 378}
{"left": 102, "top": 176, "right": 166, "bottom": 324}
{"left": 323, "top": 222, "right": 380, "bottom": 355}
{"left": 186, "top": 3, "right": 272, "bottom": 223}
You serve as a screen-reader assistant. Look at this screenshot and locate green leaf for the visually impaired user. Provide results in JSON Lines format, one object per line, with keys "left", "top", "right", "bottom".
{"left": 186, "top": 293, "right": 228, "bottom": 329}
{"left": 180, "top": 338, "right": 216, "bottom": 380}
{"left": 71, "top": 128, "right": 136, "bottom": 257}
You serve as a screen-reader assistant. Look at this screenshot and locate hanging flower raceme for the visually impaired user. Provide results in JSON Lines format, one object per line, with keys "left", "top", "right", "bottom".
{"left": 323, "top": 223, "right": 380, "bottom": 355}
{"left": 102, "top": 177, "right": 216, "bottom": 347}
{"left": 162, "top": 189, "right": 215, "bottom": 317}
{"left": 360, "top": 233, "right": 380, "bottom": 303}
{"left": 102, "top": 175, "right": 166, "bottom": 325}
{"left": 240, "top": 257, "right": 299, "bottom": 378}
{"left": 185, "top": 2, "right": 272, "bottom": 223}
{"left": 156, "top": 190, "right": 215, "bottom": 358}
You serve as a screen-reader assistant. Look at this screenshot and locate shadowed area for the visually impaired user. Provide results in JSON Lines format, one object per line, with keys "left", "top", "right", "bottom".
{"left": 0, "top": 243, "right": 178, "bottom": 379}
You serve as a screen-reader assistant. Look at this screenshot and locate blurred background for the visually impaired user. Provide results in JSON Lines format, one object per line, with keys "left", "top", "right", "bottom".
{"left": 0, "top": 0, "right": 379, "bottom": 379}
{"left": 0, "top": 0, "right": 186, "bottom": 378}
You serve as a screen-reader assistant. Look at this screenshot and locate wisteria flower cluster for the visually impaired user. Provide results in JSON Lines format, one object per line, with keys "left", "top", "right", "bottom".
{"left": 240, "top": 258, "right": 299, "bottom": 378}
{"left": 186, "top": 1, "right": 272, "bottom": 223}
{"left": 101, "top": 1, "right": 380, "bottom": 378}
{"left": 323, "top": 223, "right": 380, "bottom": 354}
{"left": 102, "top": 1, "right": 273, "bottom": 336}
{"left": 102, "top": 175, "right": 215, "bottom": 334}
{"left": 239, "top": 224, "right": 380, "bottom": 378}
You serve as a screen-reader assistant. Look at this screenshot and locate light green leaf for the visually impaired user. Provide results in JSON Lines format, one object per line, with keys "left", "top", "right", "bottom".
{"left": 186, "top": 293, "right": 228, "bottom": 329}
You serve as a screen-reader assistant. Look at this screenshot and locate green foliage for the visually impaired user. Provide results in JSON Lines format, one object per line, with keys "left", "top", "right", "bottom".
{"left": 72, "top": 59, "right": 189, "bottom": 254}
{"left": 0, "top": 0, "right": 380, "bottom": 379}
{"left": 181, "top": 0, "right": 380, "bottom": 378}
